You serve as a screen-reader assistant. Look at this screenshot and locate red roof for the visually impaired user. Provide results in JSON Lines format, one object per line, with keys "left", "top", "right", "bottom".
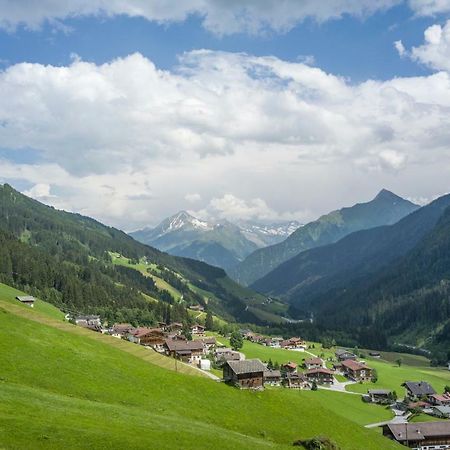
{"left": 341, "top": 359, "right": 370, "bottom": 371}
{"left": 284, "top": 361, "right": 297, "bottom": 369}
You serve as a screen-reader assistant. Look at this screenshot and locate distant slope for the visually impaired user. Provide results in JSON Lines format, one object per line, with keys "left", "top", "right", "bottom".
{"left": 0, "top": 184, "right": 272, "bottom": 324}
{"left": 232, "top": 190, "right": 419, "bottom": 285}
{"left": 253, "top": 193, "right": 450, "bottom": 304}
{"left": 0, "top": 291, "right": 398, "bottom": 450}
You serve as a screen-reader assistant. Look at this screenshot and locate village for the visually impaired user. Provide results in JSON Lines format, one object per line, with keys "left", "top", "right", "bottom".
{"left": 60, "top": 305, "right": 450, "bottom": 450}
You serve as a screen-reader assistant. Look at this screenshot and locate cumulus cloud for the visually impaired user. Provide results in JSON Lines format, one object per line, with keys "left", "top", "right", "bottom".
{"left": 1, "top": 50, "right": 450, "bottom": 229}
{"left": 23, "top": 183, "right": 55, "bottom": 199}
{"left": 0, "top": 0, "right": 402, "bottom": 34}
{"left": 394, "top": 40, "right": 406, "bottom": 56}
{"left": 408, "top": 0, "right": 450, "bottom": 15}
{"left": 407, "top": 20, "right": 450, "bottom": 71}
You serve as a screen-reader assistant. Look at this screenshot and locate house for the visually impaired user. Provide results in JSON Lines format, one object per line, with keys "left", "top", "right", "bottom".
{"left": 280, "top": 337, "right": 307, "bottom": 350}
{"left": 189, "top": 304, "right": 205, "bottom": 312}
{"left": 383, "top": 421, "right": 450, "bottom": 449}
{"left": 264, "top": 337, "right": 283, "bottom": 348}
{"left": 403, "top": 381, "right": 436, "bottom": 401}
{"left": 304, "top": 368, "right": 334, "bottom": 385}
{"left": 199, "top": 337, "right": 216, "bottom": 352}
{"left": 369, "top": 352, "right": 381, "bottom": 358}
{"left": 246, "top": 333, "right": 264, "bottom": 343}
{"left": 164, "top": 338, "right": 205, "bottom": 364}
{"left": 136, "top": 328, "right": 166, "bottom": 351}
{"left": 110, "top": 323, "right": 135, "bottom": 338}
{"left": 214, "top": 347, "right": 242, "bottom": 363}
{"left": 168, "top": 322, "right": 183, "bottom": 333}
{"left": 432, "top": 406, "right": 450, "bottom": 419}
{"left": 341, "top": 360, "right": 372, "bottom": 381}
{"left": 368, "top": 389, "right": 393, "bottom": 404}
{"left": 429, "top": 393, "right": 450, "bottom": 406}
{"left": 190, "top": 324, "right": 205, "bottom": 337}
{"left": 304, "top": 357, "right": 324, "bottom": 370}
{"left": 282, "top": 362, "right": 298, "bottom": 373}
{"left": 75, "top": 315, "right": 101, "bottom": 326}
{"left": 264, "top": 369, "right": 282, "bottom": 386}
{"left": 16, "top": 295, "right": 35, "bottom": 307}
{"left": 284, "top": 372, "right": 310, "bottom": 389}
{"left": 223, "top": 359, "right": 266, "bottom": 389}
{"left": 335, "top": 349, "right": 357, "bottom": 361}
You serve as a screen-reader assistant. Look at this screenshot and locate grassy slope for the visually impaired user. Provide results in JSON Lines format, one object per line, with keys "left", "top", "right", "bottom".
{"left": 0, "top": 293, "right": 398, "bottom": 449}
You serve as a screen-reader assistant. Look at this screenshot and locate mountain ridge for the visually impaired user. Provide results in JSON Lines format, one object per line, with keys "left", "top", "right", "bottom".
{"left": 230, "top": 189, "right": 419, "bottom": 286}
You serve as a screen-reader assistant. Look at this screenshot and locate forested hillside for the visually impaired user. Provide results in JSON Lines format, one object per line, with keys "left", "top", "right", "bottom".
{"left": 0, "top": 184, "right": 270, "bottom": 324}
{"left": 251, "top": 193, "right": 450, "bottom": 361}
{"left": 231, "top": 190, "right": 419, "bottom": 286}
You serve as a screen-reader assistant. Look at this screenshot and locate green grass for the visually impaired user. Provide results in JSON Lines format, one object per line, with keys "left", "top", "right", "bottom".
{"left": 345, "top": 357, "right": 450, "bottom": 397}
{"left": 0, "top": 293, "right": 399, "bottom": 449}
{"left": 0, "top": 283, "right": 64, "bottom": 321}
{"left": 409, "top": 413, "right": 444, "bottom": 423}
{"left": 110, "top": 252, "right": 182, "bottom": 300}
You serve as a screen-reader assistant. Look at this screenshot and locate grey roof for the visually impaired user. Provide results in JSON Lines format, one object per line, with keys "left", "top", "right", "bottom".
{"left": 387, "top": 421, "right": 450, "bottom": 442}
{"left": 226, "top": 359, "right": 266, "bottom": 375}
{"left": 403, "top": 381, "right": 436, "bottom": 396}
{"left": 433, "top": 406, "right": 450, "bottom": 414}
{"left": 368, "top": 389, "right": 392, "bottom": 395}
{"left": 164, "top": 339, "right": 204, "bottom": 352}
{"left": 16, "top": 296, "right": 35, "bottom": 302}
{"left": 335, "top": 349, "right": 355, "bottom": 356}
{"left": 264, "top": 370, "right": 281, "bottom": 378}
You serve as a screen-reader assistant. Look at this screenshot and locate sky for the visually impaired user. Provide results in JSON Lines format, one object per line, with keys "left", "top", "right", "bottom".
{"left": 1, "top": 1, "right": 450, "bottom": 230}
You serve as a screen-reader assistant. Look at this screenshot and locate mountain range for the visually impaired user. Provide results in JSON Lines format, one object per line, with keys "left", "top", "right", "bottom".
{"left": 0, "top": 184, "right": 272, "bottom": 324}
{"left": 130, "top": 211, "right": 300, "bottom": 270}
{"left": 230, "top": 189, "right": 420, "bottom": 286}
{"left": 252, "top": 191, "right": 450, "bottom": 360}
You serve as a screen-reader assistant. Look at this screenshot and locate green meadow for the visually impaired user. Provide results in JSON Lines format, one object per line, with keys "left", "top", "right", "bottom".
{"left": 0, "top": 285, "right": 400, "bottom": 450}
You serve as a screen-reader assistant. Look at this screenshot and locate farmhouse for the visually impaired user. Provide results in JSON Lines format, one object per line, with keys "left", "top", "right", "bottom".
{"left": 304, "top": 357, "right": 324, "bottom": 370}
{"left": 189, "top": 304, "right": 204, "bottom": 312}
{"left": 383, "top": 421, "right": 450, "bottom": 449}
{"left": 264, "top": 369, "right": 282, "bottom": 386}
{"left": 304, "top": 368, "right": 334, "bottom": 385}
{"left": 284, "top": 372, "right": 310, "bottom": 389}
{"left": 282, "top": 361, "right": 298, "bottom": 373}
{"left": 214, "top": 347, "right": 242, "bottom": 363}
{"left": 190, "top": 324, "right": 205, "bottom": 337}
{"left": 280, "top": 337, "right": 307, "bottom": 350}
{"left": 368, "top": 389, "right": 393, "bottom": 404}
{"left": 403, "top": 381, "right": 436, "bottom": 401}
{"left": 110, "top": 323, "right": 135, "bottom": 338}
{"left": 335, "top": 349, "right": 357, "bottom": 361}
{"left": 199, "top": 337, "right": 216, "bottom": 351}
{"left": 135, "top": 328, "right": 166, "bottom": 351}
{"left": 341, "top": 359, "right": 372, "bottom": 381}
{"left": 16, "top": 295, "right": 35, "bottom": 307}
{"left": 164, "top": 339, "right": 205, "bottom": 364}
{"left": 223, "top": 359, "right": 266, "bottom": 389}
{"left": 429, "top": 393, "right": 450, "bottom": 406}
{"left": 432, "top": 406, "right": 450, "bottom": 419}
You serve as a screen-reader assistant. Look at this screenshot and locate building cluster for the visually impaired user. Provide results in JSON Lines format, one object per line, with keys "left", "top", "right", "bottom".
{"left": 242, "top": 331, "right": 308, "bottom": 350}
{"left": 222, "top": 348, "right": 376, "bottom": 390}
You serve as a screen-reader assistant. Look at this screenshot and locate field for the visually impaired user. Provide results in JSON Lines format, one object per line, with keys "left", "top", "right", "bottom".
{"left": 0, "top": 286, "right": 400, "bottom": 450}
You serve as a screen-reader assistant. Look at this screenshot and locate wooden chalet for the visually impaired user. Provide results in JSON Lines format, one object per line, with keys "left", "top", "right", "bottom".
{"left": 335, "top": 349, "right": 357, "bottom": 361}
{"left": 280, "top": 337, "right": 307, "bottom": 350}
{"left": 304, "top": 357, "right": 324, "bottom": 370}
{"left": 16, "top": 295, "right": 35, "bottom": 307}
{"left": 430, "top": 393, "right": 450, "bottom": 406}
{"left": 304, "top": 368, "right": 334, "bottom": 385}
{"left": 136, "top": 328, "right": 166, "bottom": 351}
{"left": 223, "top": 359, "right": 266, "bottom": 389}
{"left": 110, "top": 323, "right": 135, "bottom": 338}
{"left": 341, "top": 359, "right": 372, "bottom": 381}
{"left": 264, "top": 369, "right": 282, "bottom": 386}
{"left": 190, "top": 324, "right": 205, "bottom": 337}
{"left": 402, "top": 381, "right": 436, "bottom": 401}
{"left": 282, "top": 361, "right": 298, "bottom": 373}
{"left": 164, "top": 338, "right": 205, "bottom": 364}
{"left": 284, "top": 372, "right": 310, "bottom": 389}
{"left": 368, "top": 389, "right": 393, "bottom": 404}
{"left": 383, "top": 421, "right": 450, "bottom": 449}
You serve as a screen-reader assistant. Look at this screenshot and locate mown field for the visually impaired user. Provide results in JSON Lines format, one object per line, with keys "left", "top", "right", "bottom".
{"left": 0, "top": 286, "right": 400, "bottom": 450}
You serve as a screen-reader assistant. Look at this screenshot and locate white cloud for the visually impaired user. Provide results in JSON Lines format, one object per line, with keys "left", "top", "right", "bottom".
{"left": 407, "top": 21, "right": 450, "bottom": 71}
{"left": 0, "top": 0, "right": 401, "bottom": 35}
{"left": 23, "top": 183, "right": 55, "bottom": 199}
{"left": 1, "top": 50, "right": 450, "bottom": 229}
{"left": 408, "top": 0, "right": 450, "bottom": 15}
{"left": 394, "top": 39, "right": 406, "bottom": 56}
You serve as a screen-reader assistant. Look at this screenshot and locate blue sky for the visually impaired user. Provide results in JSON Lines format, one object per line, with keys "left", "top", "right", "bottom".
{"left": 0, "top": 3, "right": 439, "bottom": 80}
{"left": 1, "top": 1, "right": 450, "bottom": 229}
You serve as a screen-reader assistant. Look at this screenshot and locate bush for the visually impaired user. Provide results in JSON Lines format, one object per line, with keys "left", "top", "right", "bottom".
{"left": 293, "top": 436, "right": 341, "bottom": 449}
